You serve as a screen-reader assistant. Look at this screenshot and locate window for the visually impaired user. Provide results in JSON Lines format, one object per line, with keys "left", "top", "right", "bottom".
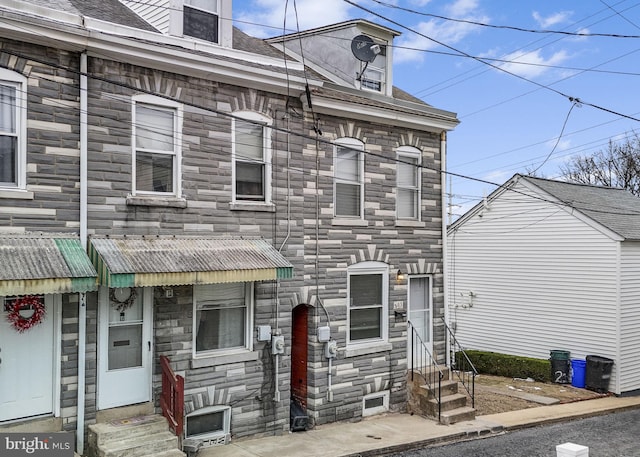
{"left": 232, "top": 113, "right": 271, "bottom": 203}
{"left": 0, "top": 70, "right": 26, "bottom": 190}
{"left": 347, "top": 261, "right": 388, "bottom": 344}
{"left": 132, "top": 95, "right": 182, "bottom": 196}
{"left": 194, "top": 282, "right": 253, "bottom": 355}
{"left": 334, "top": 138, "right": 364, "bottom": 218}
{"left": 361, "top": 66, "right": 383, "bottom": 92}
{"left": 362, "top": 391, "right": 389, "bottom": 417}
{"left": 397, "top": 147, "right": 421, "bottom": 220}
{"left": 185, "top": 405, "right": 231, "bottom": 445}
{"left": 184, "top": 0, "right": 219, "bottom": 44}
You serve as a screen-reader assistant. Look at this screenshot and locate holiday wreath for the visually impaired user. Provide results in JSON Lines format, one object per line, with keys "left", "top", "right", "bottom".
{"left": 109, "top": 287, "right": 137, "bottom": 312}
{"left": 6, "top": 295, "right": 46, "bottom": 333}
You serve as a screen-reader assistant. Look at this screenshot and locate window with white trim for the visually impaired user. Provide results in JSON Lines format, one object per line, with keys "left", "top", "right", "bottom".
{"left": 232, "top": 112, "right": 271, "bottom": 203}
{"left": 362, "top": 391, "right": 389, "bottom": 417}
{"left": 0, "top": 70, "right": 26, "bottom": 190}
{"left": 194, "top": 282, "right": 253, "bottom": 355}
{"left": 347, "top": 261, "right": 389, "bottom": 344}
{"left": 132, "top": 95, "right": 182, "bottom": 196}
{"left": 184, "top": 0, "right": 220, "bottom": 44}
{"left": 397, "top": 146, "right": 421, "bottom": 220}
{"left": 334, "top": 138, "right": 364, "bottom": 218}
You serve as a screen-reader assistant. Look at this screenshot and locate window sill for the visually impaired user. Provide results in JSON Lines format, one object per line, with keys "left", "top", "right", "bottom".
{"left": 395, "top": 219, "right": 425, "bottom": 228}
{"left": 332, "top": 218, "right": 368, "bottom": 227}
{"left": 344, "top": 342, "right": 392, "bottom": 358}
{"left": 0, "top": 189, "right": 34, "bottom": 200}
{"left": 191, "top": 350, "right": 259, "bottom": 368}
{"left": 230, "top": 202, "right": 275, "bottom": 212}
{"left": 126, "top": 195, "right": 187, "bottom": 208}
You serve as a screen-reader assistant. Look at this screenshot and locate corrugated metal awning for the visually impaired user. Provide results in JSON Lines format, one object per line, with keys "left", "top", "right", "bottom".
{"left": 0, "top": 233, "right": 98, "bottom": 296}
{"left": 89, "top": 235, "right": 294, "bottom": 288}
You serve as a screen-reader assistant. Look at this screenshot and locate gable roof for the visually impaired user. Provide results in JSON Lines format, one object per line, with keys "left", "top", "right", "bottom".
{"left": 522, "top": 175, "right": 640, "bottom": 240}
{"left": 450, "top": 174, "right": 640, "bottom": 241}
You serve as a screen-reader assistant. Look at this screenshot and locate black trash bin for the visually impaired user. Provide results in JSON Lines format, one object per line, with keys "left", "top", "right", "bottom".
{"left": 550, "top": 350, "right": 570, "bottom": 384}
{"left": 585, "top": 355, "right": 614, "bottom": 393}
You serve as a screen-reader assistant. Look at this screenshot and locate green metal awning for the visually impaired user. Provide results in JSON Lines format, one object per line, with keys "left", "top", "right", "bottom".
{"left": 0, "top": 233, "right": 98, "bottom": 296}
{"left": 89, "top": 235, "right": 294, "bottom": 288}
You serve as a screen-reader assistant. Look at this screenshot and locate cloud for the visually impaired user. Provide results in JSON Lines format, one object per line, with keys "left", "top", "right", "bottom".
{"left": 498, "top": 49, "right": 570, "bottom": 79}
{"left": 395, "top": 3, "right": 488, "bottom": 65}
{"left": 235, "top": 0, "right": 353, "bottom": 38}
{"left": 532, "top": 11, "right": 572, "bottom": 28}
{"left": 445, "top": 0, "right": 480, "bottom": 17}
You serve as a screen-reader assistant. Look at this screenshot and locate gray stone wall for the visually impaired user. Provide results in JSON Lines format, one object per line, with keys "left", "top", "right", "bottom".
{"left": 0, "top": 38, "right": 81, "bottom": 233}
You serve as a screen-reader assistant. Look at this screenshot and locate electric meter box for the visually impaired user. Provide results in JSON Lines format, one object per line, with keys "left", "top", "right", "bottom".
{"left": 317, "top": 326, "right": 331, "bottom": 342}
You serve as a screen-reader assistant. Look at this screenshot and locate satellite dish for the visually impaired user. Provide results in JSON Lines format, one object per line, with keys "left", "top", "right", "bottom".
{"left": 351, "top": 34, "right": 380, "bottom": 63}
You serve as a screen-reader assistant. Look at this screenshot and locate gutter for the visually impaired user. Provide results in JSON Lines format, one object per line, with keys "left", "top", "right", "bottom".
{"left": 76, "top": 51, "right": 88, "bottom": 454}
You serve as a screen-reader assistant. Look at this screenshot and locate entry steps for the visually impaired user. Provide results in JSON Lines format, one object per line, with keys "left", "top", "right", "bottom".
{"left": 407, "top": 367, "right": 476, "bottom": 425}
{"left": 86, "top": 414, "right": 185, "bottom": 457}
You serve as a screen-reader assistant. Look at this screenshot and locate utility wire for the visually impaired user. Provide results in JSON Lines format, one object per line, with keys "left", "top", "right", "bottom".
{"left": 344, "top": 0, "right": 640, "bottom": 124}
{"left": 367, "top": 0, "right": 640, "bottom": 38}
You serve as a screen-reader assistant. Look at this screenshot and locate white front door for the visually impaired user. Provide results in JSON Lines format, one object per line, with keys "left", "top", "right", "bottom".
{"left": 408, "top": 276, "right": 433, "bottom": 363}
{"left": 98, "top": 287, "right": 153, "bottom": 410}
{"left": 0, "top": 295, "right": 56, "bottom": 422}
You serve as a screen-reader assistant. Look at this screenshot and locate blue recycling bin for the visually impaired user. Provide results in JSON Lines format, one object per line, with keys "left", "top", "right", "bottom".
{"left": 571, "top": 359, "right": 586, "bottom": 388}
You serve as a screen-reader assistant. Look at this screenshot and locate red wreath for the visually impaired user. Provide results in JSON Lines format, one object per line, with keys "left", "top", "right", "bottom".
{"left": 6, "top": 295, "right": 46, "bottom": 333}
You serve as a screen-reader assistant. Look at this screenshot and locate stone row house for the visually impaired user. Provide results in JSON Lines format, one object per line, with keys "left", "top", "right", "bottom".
{"left": 0, "top": 0, "right": 459, "bottom": 454}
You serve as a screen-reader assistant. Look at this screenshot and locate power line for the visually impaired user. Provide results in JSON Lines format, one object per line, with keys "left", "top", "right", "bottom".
{"left": 367, "top": 0, "right": 640, "bottom": 38}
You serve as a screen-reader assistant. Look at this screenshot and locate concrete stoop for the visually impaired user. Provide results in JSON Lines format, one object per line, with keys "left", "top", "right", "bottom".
{"left": 407, "top": 367, "right": 477, "bottom": 425}
{"left": 86, "top": 414, "right": 185, "bottom": 457}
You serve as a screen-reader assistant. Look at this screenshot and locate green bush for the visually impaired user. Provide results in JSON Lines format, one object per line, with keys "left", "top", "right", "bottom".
{"left": 457, "top": 350, "right": 551, "bottom": 382}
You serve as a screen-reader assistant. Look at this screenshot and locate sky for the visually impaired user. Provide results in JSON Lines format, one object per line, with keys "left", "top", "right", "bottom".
{"left": 232, "top": 0, "right": 640, "bottom": 219}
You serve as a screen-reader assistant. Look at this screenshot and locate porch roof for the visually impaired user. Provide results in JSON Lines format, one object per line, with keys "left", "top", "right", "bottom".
{"left": 88, "top": 235, "right": 294, "bottom": 288}
{"left": 0, "top": 233, "right": 98, "bottom": 296}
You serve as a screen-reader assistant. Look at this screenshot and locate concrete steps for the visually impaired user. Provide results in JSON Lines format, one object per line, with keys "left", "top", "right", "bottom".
{"left": 407, "top": 368, "right": 476, "bottom": 425}
{"left": 86, "top": 414, "right": 185, "bottom": 457}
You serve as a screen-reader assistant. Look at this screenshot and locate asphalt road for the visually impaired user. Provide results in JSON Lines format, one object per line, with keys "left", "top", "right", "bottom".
{"left": 391, "top": 408, "right": 640, "bottom": 457}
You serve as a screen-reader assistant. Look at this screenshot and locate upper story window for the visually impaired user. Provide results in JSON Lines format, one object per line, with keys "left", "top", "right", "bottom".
{"left": 132, "top": 95, "right": 182, "bottom": 197}
{"left": 334, "top": 138, "right": 364, "bottom": 218}
{"left": 347, "top": 261, "right": 389, "bottom": 345}
{"left": 397, "top": 146, "right": 421, "bottom": 220}
{"left": 232, "top": 112, "right": 272, "bottom": 203}
{"left": 184, "top": 0, "right": 220, "bottom": 44}
{"left": 194, "top": 282, "right": 253, "bottom": 355}
{"left": 0, "top": 70, "right": 27, "bottom": 190}
{"left": 359, "top": 44, "right": 387, "bottom": 94}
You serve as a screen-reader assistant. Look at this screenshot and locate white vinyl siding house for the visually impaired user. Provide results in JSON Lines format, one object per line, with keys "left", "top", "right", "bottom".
{"left": 447, "top": 174, "right": 640, "bottom": 395}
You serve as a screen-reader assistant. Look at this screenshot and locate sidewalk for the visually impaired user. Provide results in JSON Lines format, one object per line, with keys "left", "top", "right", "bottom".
{"left": 200, "top": 396, "right": 640, "bottom": 457}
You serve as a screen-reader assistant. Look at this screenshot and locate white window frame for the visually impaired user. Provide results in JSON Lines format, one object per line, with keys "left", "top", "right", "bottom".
{"left": 362, "top": 391, "right": 390, "bottom": 417}
{"left": 334, "top": 138, "right": 365, "bottom": 219}
{"left": 396, "top": 146, "right": 422, "bottom": 220}
{"left": 347, "top": 261, "right": 389, "bottom": 346}
{"left": 0, "top": 69, "right": 27, "bottom": 191}
{"left": 185, "top": 404, "right": 231, "bottom": 442}
{"left": 232, "top": 111, "right": 272, "bottom": 204}
{"left": 361, "top": 65, "right": 384, "bottom": 93}
{"left": 131, "top": 94, "right": 182, "bottom": 197}
{"left": 183, "top": 0, "right": 221, "bottom": 44}
{"left": 192, "top": 282, "right": 254, "bottom": 357}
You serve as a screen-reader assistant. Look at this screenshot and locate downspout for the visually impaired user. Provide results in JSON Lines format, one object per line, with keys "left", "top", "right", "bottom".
{"left": 440, "top": 131, "right": 450, "bottom": 367}
{"left": 76, "top": 51, "right": 88, "bottom": 454}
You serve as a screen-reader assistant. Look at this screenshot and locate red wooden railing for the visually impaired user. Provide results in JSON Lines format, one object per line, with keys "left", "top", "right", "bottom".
{"left": 160, "top": 355, "right": 184, "bottom": 438}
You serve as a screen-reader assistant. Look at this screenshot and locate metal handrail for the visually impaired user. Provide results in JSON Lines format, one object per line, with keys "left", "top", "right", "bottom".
{"left": 441, "top": 317, "right": 477, "bottom": 408}
{"left": 408, "top": 320, "right": 444, "bottom": 422}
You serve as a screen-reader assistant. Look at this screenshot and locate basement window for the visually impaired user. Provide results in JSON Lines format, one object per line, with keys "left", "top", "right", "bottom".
{"left": 362, "top": 391, "right": 389, "bottom": 417}
{"left": 185, "top": 405, "right": 231, "bottom": 446}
